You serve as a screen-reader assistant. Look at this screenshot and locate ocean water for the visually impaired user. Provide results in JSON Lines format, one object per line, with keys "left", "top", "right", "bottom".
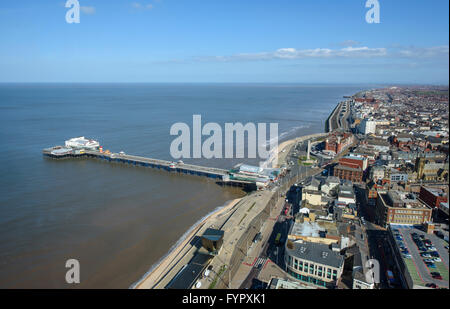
{"left": 0, "top": 83, "right": 367, "bottom": 288}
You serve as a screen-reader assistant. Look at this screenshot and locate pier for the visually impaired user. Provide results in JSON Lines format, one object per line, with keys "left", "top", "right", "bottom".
{"left": 42, "top": 146, "right": 256, "bottom": 190}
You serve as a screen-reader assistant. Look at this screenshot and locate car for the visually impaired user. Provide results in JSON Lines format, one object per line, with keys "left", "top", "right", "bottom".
{"left": 425, "top": 263, "right": 436, "bottom": 269}
{"left": 428, "top": 246, "right": 437, "bottom": 251}
{"left": 430, "top": 252, "right": 440, "bottom": 257}
{"left": 432, "top": 275, "right": 443, "bottom": 280}
{"left": 430, "top": 272, "right": 441, "bottom": 277}
{"left": 421, "top": 253, "right": 432, "bottom": 258}
{"left": 426, "top": 283, "right": 438, "bottom": 289}
{"left": 424, "top": 259, "right": 434, "bottom": 263}
{"left": 433, "top": 257, "right": 442, "bottom": 263}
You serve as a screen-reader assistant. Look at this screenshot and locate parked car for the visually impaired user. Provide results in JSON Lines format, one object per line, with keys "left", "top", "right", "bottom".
{"left": 434, "top": 231, "right": 444, "bottom": 239}
{"left": 432, "top": 273, "right": 443, "bottom": 280}
{"left": 426, "top": 283, "right": 438, "bottom": 289}
{"left": 433, "top": 257, "right": 442, "bottom": 263}
{"left": 421, "top": 253, "right": 432, "bottom": 258}
{"left": 425, "top": 262, "right": 436, "bottom": 269}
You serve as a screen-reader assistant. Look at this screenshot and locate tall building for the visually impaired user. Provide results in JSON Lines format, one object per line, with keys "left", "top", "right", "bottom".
{"left": 358, "top": 119, "right": 377, "bottom": 135}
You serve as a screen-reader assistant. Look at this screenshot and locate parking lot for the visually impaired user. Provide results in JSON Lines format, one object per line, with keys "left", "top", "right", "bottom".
{"left": 392, "top": 225, "right": 449, "bottom": 288}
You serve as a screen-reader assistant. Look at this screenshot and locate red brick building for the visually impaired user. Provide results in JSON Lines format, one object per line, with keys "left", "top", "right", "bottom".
{"left": 334, "top": 165, "right": 363, "bottom": 183}
{"left": 324, "top": 132, "right": 354, "bottom": 155}
{"left": 419, "top": 186, "right": 448, "bottom": 208}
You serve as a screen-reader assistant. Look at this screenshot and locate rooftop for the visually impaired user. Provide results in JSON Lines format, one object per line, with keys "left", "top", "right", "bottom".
{"left": 286, "top": 241, "right": 344, "bottom": 269}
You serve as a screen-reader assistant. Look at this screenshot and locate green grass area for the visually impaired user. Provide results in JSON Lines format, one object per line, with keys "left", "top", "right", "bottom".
{"left": 247, "top": 202, "right": 256, "bottom": 213}
{"left": 434, "top": 262, "right": 449, "bottom": 282}
{"left": 238, "top": 213, "right": 247, "bottom": 226}
{"left": 403, "top": 258, "right": 424, "bottom": 286}
{"left": 209, "top": 265, "right": 226, "bottom": 289}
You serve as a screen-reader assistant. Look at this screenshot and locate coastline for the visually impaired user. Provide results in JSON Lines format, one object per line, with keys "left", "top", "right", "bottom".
{"left": 133, "top": 197, "right": 243, "bottom": 289}
{"left": 133, "top": 130, "right": 327, "bottom": 289}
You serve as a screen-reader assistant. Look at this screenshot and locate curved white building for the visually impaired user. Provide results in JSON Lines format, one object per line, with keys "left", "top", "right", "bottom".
{"left": 65, "top": 137, "right": 100, "bottom": 150}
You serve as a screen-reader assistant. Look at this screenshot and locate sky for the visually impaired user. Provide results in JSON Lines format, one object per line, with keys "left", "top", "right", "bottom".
{"left": 0, "top": 0, "right": 448, "bottom": 84}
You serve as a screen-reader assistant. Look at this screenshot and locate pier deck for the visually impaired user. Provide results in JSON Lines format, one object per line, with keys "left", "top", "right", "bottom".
{"left": 42, "top": 146, "right": 256, "bottom": 189}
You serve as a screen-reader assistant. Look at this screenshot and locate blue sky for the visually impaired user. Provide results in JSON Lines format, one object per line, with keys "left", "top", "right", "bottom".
{"left": 0, "top": 0, "right": 448, "bottom": 84}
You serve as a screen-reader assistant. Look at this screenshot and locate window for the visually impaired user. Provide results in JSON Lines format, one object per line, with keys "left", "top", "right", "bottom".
{"left": 327, "top": 269, "right": 332, "bottom": 279}
{"left": 299, "top": 261, "right": 303, "bottom": 272}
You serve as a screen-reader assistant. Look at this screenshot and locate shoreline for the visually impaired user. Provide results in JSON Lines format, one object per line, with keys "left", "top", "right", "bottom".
{"left": 133, "top": 130, "right": 327, "bottom": 289}
{"left": 133, "top": 197, "right": 243, "bottom": 289}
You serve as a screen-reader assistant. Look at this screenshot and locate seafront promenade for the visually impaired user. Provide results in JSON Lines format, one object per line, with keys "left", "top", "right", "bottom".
{"left": 134, "top": 132, "right": 327, "bottom": 289}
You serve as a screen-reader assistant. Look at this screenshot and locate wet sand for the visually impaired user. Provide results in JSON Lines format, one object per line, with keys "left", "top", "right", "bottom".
{"left": 133, "top": 197, "right": 242, "bottom": 289}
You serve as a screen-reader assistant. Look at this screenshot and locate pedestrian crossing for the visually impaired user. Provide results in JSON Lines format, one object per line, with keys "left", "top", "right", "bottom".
{"left": 254, "top": 257, "right": 267, "bottom": 269}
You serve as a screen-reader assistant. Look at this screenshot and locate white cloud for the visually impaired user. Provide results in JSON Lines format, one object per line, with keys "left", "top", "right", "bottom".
{"left": 193, "top": 45, "right": 450, "bottom": 63}
{"left": 196, "top": 46, "right": 389, "bottom": 62}
{"left": 80, "top": 6, "right": 95, "bottom": 15}
{"left": 397, "top": 46, "right": 449, "bottom": 59}
{"left": 131, "top": 2, "right": 154, "bottom": 10}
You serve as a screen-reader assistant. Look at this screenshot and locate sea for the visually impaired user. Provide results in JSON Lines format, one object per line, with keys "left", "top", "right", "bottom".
{"left": 0, "top": 83, "right": 370, "bottom": 288}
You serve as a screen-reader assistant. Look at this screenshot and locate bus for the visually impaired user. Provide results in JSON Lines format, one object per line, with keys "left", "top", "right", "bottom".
{"left": 275, "top": 233, "right": 282, "bottom": 245}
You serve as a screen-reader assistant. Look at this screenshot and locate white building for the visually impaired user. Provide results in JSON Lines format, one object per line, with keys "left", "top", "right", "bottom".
{"left": 65, "top": 137, "right": 100, "bottom": 150}
{"left": 359, "top": 119, "right": 377, "bottom": 135}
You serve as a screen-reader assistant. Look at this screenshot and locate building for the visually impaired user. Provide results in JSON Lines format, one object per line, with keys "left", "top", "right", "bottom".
{"left": 334, "top": 165, "right": 363, "bottom": 183}
{"left": 375, "top": 191, "right": 432, "bottom": 227}
{"left": 285, "top": 241, "right": 344, "bottom": 288}
{"left": 369, "top": 166, "right": 385, "bottom": 182}
{"left": 337, "top": 183, "right": 356, "bottom": 205}
{"left": 359, "top": 119, "right": 377, "bottom": 135}
{"left": 419, "top": 186, "right": 448, "bottom": 208}
{"left": 288, "top": 214, "right": 340, "bottom": 245}
{"left": 321, "top": 176, "right": 340, "bottom": 196}
{"left": 324, "top": 132, "right": 354, "bottom": 156}
{"left": 387, "top": 168, "right": 409, "bottom": 183}
{"left": 65, "top": 136, "right": 100, "bottom": 150}
{"left": 268, "top": 278, "right": 313, "bottom": 289}
{"left": 415, "top": 157, "right": 449, "bottom": 182}
{"left": 339, "top": 155, "right": 369, "bottom": 171}
{"left": 201, "top": 228, "right": 224, "bottom": 255}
